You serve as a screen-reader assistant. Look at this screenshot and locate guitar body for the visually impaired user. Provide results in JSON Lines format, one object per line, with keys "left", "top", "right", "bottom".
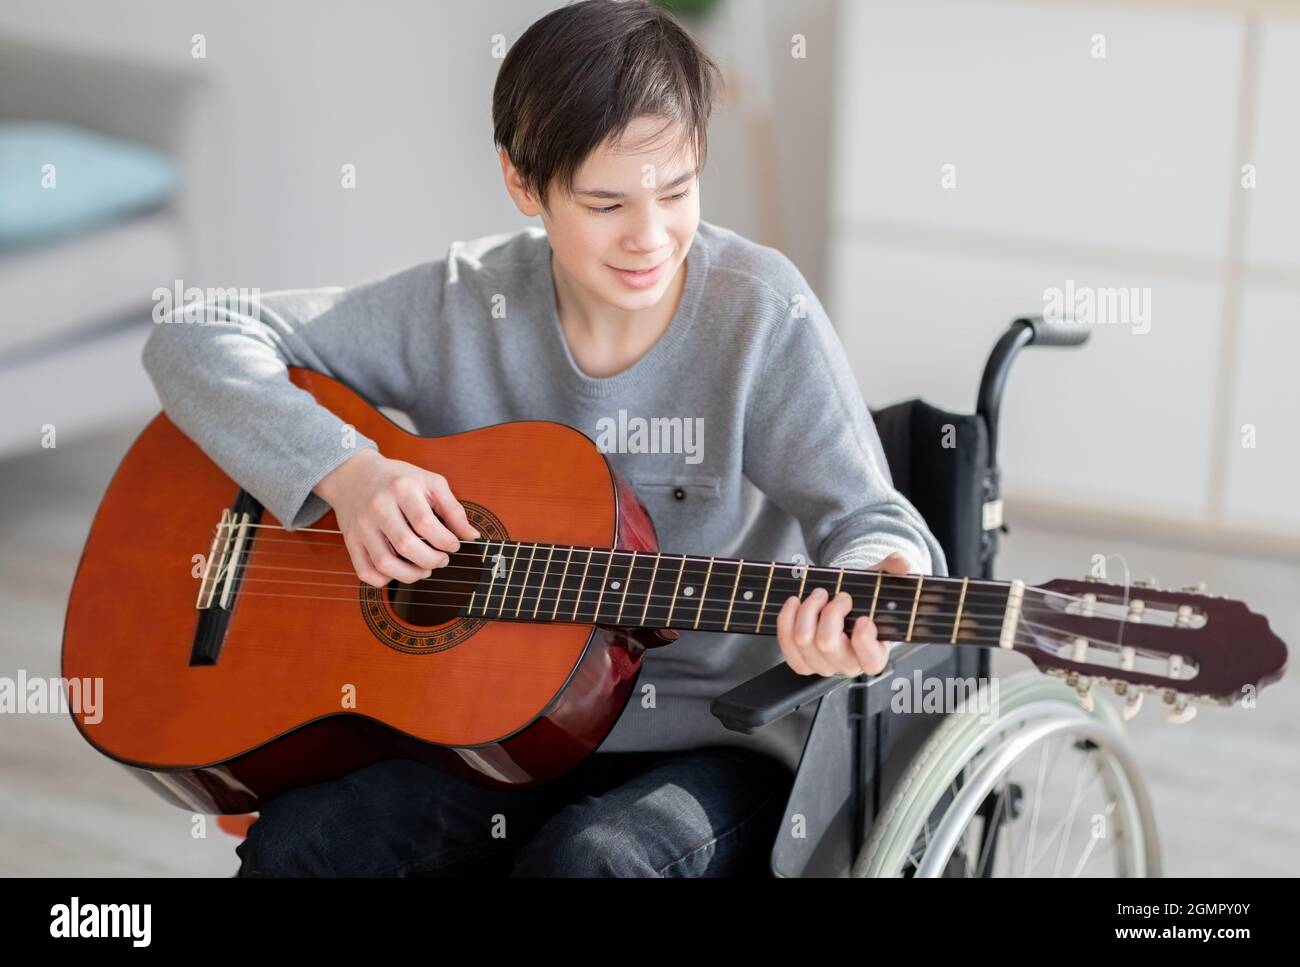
{"left": 63, "top": 368, "right": 665, "bottom": 813}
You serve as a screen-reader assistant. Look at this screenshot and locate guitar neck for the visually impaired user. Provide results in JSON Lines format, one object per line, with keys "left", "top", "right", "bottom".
{"left": 456, "top": 540, "right": 1019, "bottom": 650}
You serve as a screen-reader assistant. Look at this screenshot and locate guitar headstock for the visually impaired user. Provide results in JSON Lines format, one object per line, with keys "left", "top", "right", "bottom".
{"left": 1017, "top": 577, "right": 1288, "bottom": 722}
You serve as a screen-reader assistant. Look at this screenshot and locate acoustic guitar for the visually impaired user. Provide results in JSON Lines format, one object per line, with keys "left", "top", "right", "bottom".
{"left": 62, "top": 368, "right": 1289, "bottom": 813}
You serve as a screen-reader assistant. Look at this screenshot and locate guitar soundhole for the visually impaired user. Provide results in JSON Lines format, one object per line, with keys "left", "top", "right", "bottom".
{"left": 385, "top": 550, "right": 486, "bottom": 627}
{"left": 359, "top": 501, "right": 508, "bottom": 655}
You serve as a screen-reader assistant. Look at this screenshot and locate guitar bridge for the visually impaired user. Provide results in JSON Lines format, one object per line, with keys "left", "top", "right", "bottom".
{"left": 191, "top": 490, "right": 263, "bottom": 665}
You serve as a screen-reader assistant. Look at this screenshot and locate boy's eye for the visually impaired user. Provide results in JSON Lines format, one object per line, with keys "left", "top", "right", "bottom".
{"left": 586, "top": 188, "right": 692, "bottom": 216}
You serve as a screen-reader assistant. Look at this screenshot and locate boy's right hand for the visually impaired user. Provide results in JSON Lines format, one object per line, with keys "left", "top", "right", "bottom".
{"left": 313, "top": 448, "right": 481, "bottom": 588}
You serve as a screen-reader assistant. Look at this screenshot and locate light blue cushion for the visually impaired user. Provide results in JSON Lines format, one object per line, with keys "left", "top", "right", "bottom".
{"left": 0, "top": 122, "right": 178, "bottom": 248}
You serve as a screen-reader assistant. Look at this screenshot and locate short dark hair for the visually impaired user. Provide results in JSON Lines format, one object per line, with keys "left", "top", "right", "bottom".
{"left": 493, "top": 0, "right": 723, "bottom": 211}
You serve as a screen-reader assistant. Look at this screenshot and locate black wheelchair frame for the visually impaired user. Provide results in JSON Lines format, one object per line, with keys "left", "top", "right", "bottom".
{"left": 709, "top": 316, "right": 1090, "bottom": 877}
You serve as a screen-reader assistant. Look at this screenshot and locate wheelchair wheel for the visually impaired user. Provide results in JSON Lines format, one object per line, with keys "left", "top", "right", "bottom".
{"left": 854, "top": 670, "right": 1161, "bottom": 877}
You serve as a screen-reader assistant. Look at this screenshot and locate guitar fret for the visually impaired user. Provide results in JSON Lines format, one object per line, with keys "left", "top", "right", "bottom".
{"left": 572, "top": 548, "right": 594, "bottom": 622}
{"left": 532, "top": 545, "right": 555, "bottom": 619}
{"left": 552, "top": 547, "right": 574, "bottom": 622}
{"left": 616, "top": 551, "right": 636, "bottom": 624}
{"left": 694, "top": 557, "right": 714, "bottom": 630}
{"left": 482, "top": 541, "right": 504, "bottom": 616}
{"left": 472, "top": 539, "right": 489, "bottom": 617}
{"left": 514, "top": 543, "right": 538, "bottom": 617}
{"left": 755, "top": 561, "right": 776, "bottom": 634}
{"left": 950, "top": 576, "right": 969, "bottom": 644}
{"left": 869, "top": 570, "right": 882, "bottom": 620}
{"left": 592, "top": 549, "right": 615, "bottom": 622}
{"left": 665, "top": 555, "right": 688, "bottom": 626}
{"left": 906, "top": 575, "right": 923, "bottom": 642}
{"left": 640, "top": 554, "right": 662, "bottom": 626}
{"left": 497, "top": 542, "right": 521, "bottom": 615}
{"left": 833, "top": 568, "right": 844, "bottom": 597}
{"left": 724, "top": 560, "right": 744, "bottom": 632}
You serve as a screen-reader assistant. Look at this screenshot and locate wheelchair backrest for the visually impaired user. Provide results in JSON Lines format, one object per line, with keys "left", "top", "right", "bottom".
{"left": 870, "top": 400, "right": 994, "bottom": 579}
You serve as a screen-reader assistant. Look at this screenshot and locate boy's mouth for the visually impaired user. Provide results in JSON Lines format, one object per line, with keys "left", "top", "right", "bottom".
{"left": 609, "top": 256, "right": 670, "bottom": 288}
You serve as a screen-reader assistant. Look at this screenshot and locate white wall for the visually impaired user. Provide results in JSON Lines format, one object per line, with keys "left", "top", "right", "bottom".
{"left": 828, "top": 0, "right": 1300, "bottom": 548}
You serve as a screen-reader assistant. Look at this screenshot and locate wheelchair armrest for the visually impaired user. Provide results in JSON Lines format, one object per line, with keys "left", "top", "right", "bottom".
{"left": 710, "top": 644, "right": 937, "bottom": 733}
{"left": 710, "top": 664, "right": 848, "bottom": 734}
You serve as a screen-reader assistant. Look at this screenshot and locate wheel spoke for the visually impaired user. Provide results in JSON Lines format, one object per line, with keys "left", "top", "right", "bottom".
{"left": 1022, "top": 735, "right": 1055, "bottom": 876}
{"left": 1024, "top": 763, "right": 1102, "bottom": 873}
{"left": 1052, "top": 746, "right": 1101, "bottom": 877}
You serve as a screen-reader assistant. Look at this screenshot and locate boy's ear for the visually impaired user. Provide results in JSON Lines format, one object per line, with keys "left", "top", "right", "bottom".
{"left": 500, "top": 149, "right": 543, "bottom": 218}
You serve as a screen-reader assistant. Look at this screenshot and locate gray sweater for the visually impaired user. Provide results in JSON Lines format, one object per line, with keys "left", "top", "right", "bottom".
{"left": 141, "top": 219, "right": 946, "bottom": 775}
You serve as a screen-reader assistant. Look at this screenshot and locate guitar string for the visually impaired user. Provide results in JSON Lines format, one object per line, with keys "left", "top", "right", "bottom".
{"left": 196, "top": 589, "right": 1167, "bottom": 668}
{"left": 220, "top": 553, "right": 1051, "bottom": 625}
{"left": 226, "top": 585, "right": 1022, "bottom": 647}
{"left": 224, "top": 570, "right": 1018, "bottom": 625}
{"left": 199, "top": 527, "right": 1192, "bottom": 644}
{"left": 212, "top": 532, "right": 1140, "bottom": 616}
{"left": 224, "top": 557, "right": 1026, "bottom": 615}
{"left": 238, "top": 524, "right": 1092, "bottom": 601}
{"left": 211, "top": 569, "right": 1176, "bottom": 656}
{"left": 219, "top": 547, "right": 1188, "bottom": 628}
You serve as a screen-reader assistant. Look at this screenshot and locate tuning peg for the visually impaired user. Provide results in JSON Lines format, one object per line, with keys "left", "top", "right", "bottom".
{"left": 1133, "top": 576, "right": 1159, "bottom": 589}
{"left": 1163, "top": 688, "right": 1196, "bottom": 723}
{"left": 1117, "top": 646, "right": 1143, "bottom": 719}
{"left": 1070, "top": 636, "right": 1088, "bottom": 663}
{"left": 1122, "top": 692, "right": 1144, "bottom": 720}
{"left": 1181, "top": 581, "right": 1209, "bottom": 595}
{"left": 1166, "top": 695, "right": 1197, "bottom": 725}
{"left": 1075, "top": 685, "right": 1095, "bottom": 712}
{"left": 1067, "top": 594, "right": 1098, "bottom": 618}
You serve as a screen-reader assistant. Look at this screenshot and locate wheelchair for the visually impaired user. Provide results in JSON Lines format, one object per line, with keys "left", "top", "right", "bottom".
{"left": 712, "top": 316, "right": 1163, "bottom": 878}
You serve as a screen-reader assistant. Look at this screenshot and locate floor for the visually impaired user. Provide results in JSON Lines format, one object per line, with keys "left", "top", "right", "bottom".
{"left": 1, "top": 428, "right": 1295, "bottom": 876}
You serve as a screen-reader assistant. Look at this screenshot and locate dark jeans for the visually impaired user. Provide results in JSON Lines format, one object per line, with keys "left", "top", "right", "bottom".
{"left": 235, "top": 745, "right": 793, "bottom": 877}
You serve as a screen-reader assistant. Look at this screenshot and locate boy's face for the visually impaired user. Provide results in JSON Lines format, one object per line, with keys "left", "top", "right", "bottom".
{"left": 502, "top": 116, "right": 700, "bottom": 314}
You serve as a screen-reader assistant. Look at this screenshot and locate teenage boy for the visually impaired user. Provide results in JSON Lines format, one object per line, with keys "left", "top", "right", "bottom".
{"left": 143, "top": 0, "right": 945, "bottom": 877}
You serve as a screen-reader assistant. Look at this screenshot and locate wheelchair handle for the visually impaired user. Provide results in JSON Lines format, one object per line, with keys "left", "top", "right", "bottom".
{"left": 1021, "top": 315, "right": 1091, "bottom": 348}
{"left": 977, "top": 315, "right": 1090, "bottom": 466}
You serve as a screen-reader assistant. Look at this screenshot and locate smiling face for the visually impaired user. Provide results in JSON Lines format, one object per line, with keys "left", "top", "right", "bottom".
{"left": 502, "top": 116, "right": 701, "bottom": 317}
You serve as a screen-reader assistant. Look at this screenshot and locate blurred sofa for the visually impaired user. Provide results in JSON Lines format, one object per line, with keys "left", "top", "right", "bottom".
{"left": 0, "top": 35, "right": 221, "bottom": 459}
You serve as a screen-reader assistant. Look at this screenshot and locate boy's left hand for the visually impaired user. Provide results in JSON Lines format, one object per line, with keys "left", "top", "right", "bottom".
{"left": 775, "top": 552, "right": 913, "bottom": 678}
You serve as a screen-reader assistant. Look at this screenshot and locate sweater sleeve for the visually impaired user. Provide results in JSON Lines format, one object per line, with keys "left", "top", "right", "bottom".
{"left": 741, "top": 262, "right": 947, "bottom": 579}
{"left": 140, "top": 261, "right": 443, "bottom": 530}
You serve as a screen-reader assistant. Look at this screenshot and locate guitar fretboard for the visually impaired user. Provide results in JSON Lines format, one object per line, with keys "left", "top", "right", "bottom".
{"left": 458, "top": 541, "right": 1012, "bottom": 647}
